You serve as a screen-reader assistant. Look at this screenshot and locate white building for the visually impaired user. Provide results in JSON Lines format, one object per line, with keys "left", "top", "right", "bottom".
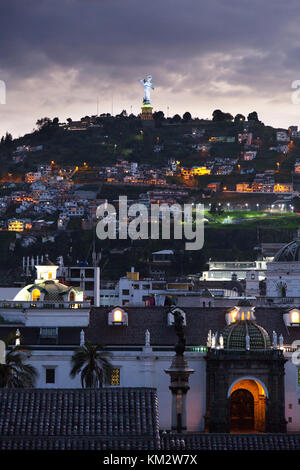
{"left": 0, "top": 300, "right": 299, "bottom": 433}
{"left": 201, "top": 260, "right": 267, "bottom": 281}
{"left": 276, "top": 131, "right": 290, "bottom": 142}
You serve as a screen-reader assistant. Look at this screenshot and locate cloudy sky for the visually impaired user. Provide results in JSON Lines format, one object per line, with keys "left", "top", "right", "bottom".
{"left": 1, "top": 0, "right": 300, "bottom": 137}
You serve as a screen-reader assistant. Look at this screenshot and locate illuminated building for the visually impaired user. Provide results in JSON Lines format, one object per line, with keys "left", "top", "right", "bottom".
{"left": 236, "top": 182, "right": 293, "bottom": 193}
{"left": 8, "top": 218, "right": 25, "bottom": 232}
{"left": 25, "top": 172, "right": 42, "bottom": 183}
{"left": 274, "top": 183, "right": 293, "bottom": 193}
{"left": 181, "top": 166, "right": 211, "bottom": 179}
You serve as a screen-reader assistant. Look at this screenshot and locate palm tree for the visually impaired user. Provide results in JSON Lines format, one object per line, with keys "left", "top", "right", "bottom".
{"left": 70, "top": 342, "right": 112, "bottom": 388}
{"left": 0, "top": 334, "right": 37, "bottom": 388}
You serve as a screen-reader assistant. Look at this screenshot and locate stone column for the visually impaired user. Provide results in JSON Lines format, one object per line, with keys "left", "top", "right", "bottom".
{"left": 165, "top": 354, "right": 194, "bottom": 432}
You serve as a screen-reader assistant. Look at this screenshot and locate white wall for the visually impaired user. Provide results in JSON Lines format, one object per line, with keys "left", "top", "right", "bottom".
{"left": 284, "top": 359, "right": 300, "bottom": 431}
{"left": 27, "top": 348, "right": 300, "bottom": 432}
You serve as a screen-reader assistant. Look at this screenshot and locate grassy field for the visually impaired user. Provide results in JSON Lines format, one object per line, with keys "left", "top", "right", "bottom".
{"left": 203, "top": 210, "right": 300, "bottom": 229}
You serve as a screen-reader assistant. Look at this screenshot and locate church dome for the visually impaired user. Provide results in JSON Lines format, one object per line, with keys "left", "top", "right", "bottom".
{"left": 223, "top": 320, "right": 271, "bottom": 350}
{"left": 273, "top": 239, "right": 300, "bottom": 262}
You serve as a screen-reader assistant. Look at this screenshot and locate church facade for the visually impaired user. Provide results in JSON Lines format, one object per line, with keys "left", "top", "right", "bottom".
{"left": 0, "top": 249, "right": 300, "bottom": 434}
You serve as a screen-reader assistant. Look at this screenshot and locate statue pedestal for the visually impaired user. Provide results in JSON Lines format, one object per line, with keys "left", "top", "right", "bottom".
{"left": 141, "top": 103, "right": 154, "bottom": 127}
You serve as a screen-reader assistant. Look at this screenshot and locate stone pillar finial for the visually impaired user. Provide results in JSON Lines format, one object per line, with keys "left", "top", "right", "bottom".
{"left": 207, "top": 330, "right": 212, "bottom": 348}
{"left": 15, "top": 329, "right": 21, "bottom": 346}
{"left": 279, "top": 334, "right": 284, "bottom": 349}
{"left": 273, "top": 330, "right": 278, "bottom": 349}
{"left": 145, "top": 329, "right": 150, "bottom": 347}
{"left": 245, "top": 333, "right": 250, "bottom": 350}
{"left": 80, "top": 329, "right": 85, "bottom": 346}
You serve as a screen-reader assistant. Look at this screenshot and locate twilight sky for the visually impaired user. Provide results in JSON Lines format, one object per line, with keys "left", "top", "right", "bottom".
{"left": 1, "top": 0, "right": 300, "bottom": 137}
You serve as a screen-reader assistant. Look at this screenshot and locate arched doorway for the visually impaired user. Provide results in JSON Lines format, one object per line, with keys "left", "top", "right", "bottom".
{"left": 230, "top": 389, "right": 254, "bottom": 432}
{"left": 229, "top": 379, "right": 266, "bottom": 433}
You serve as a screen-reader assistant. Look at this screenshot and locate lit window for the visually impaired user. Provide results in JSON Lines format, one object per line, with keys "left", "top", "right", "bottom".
{"left": 231, "top": 310, "right": 238, "bottom": 323}
{"left": 69, "top": 291, "right": 75, "bottom": 302}
{"left": 113, "top": 309, "right": 123, "bottom": 322}
{"left": 48, "top": 272, "right": 52, "bottom": 280}
{"left": 108, "top": 307, "right": 128, "bottom": 325}
{"left": 32, "top": 289, "right": 40, "bottom": 302}
{"left": 291, "top": 311, "right": 300, "bottom": 324}
{"left": 110, "top": 368, "right": 120, "bottom": 386}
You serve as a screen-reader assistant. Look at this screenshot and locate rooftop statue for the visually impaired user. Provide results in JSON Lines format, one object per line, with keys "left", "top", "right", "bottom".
{"left": 172, "top": 309, "right": 186, "bottom": 356}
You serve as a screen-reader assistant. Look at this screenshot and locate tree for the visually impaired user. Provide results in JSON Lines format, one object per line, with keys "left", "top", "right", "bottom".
{"left": 248, "top": 111, "right": 259, "bottom": 122}
{"left": 212, "top": 109, "right": 233, "bottom": 122}
{"left": 1, "top": 132, "right": 13, "bottom": 146}
{"left": 212, "top": 109, "right": 225, "bottom": 121}
{"left": 183, "top": 111, "right": 192, "bottom": 121}
{"left": 172, "top": 114, "right": 181, "bottom": 123}
{"left": 70, "top": 342, "right": 112, "bottom": 388}
{"left": 209, "top": 202, "right": 217, "bottom": 214}
{"left": 0, "top": 334, "right": 37, "bottom": 388}
{"left": 153, "top": 111, "right": 165, "bottom": 128}
{"left": 223, "top": 112, "right": 233, "bottom": 122}
{"left": 153, "top": 111, "right": 165, "bottom": 121}
{"left": 234, "top": 114, "right": 245, "bottom": 124}
{"left": 118, "top": 109, "right": 127, "bottom": 118}
{"left": 36, "top": 117, "right": 52, "bottom": 131}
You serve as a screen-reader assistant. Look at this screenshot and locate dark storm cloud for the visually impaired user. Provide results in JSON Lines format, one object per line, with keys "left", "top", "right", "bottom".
{"left": 1, "top": 0, "right": 300, "bottom": 135}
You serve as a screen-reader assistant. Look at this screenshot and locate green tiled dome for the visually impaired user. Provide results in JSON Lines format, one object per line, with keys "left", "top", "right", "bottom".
{"left": 223, "top": 320, "right": 271, "bottom": 350}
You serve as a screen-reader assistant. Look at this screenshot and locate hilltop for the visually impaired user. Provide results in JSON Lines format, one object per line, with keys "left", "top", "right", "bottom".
{"left": 1, "top": 110, "right": 299, "bottom": 188}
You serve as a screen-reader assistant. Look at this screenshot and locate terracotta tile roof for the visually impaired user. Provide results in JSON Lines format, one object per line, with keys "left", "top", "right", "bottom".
{"left": 87, "top": 307, "right": 300, "bottom": 346}
{"left": 0, "top": 388, "right": 160, "bottom": 450}
{"left": 161, "top": 433, "right": 300, "bottom": 450}
{"left": 0, "top": 306, "right": 299, "bottom": 347}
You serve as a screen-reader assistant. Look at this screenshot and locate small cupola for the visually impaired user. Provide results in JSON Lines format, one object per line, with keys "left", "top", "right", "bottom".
{"left": 226, "top": 299, "right": 256, "bottom": 325}
{"left": 35, "top": 256, "right": 59, "bottom": 283}
{"left": 223, "top": 300, "right": 271, "bottom": 350}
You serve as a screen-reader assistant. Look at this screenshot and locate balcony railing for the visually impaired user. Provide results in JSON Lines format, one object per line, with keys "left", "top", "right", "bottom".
{"left": 0, "top": 300, "right": 91, "bottom": 310}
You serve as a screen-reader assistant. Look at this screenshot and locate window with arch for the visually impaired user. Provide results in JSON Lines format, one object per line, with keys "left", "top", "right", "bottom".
{"left": 32, "top": 289, "right": 40, "bottom": 302}
{"left": 226, "top": 309, "right": 238, "bottom": 324}
{"left": 283, "top": 308, "right": 300, "bottom": 327}
{"left": 69, "top": 291, "right": 76, "bottom": 302}
{"left": 291, "top": 310, "right": 300, "bottom": 324}
{"left": 108, "top": 307, "right": 128, "bottom": 326}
